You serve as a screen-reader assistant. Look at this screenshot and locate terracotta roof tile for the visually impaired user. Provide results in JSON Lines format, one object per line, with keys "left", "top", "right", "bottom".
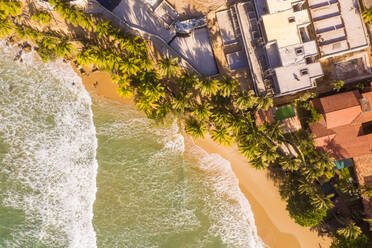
{"left": 310, "top": 90, "right": 372, "bottom": 159}
{"left": 317, "top": 90, "right": 361, "bottom": 113}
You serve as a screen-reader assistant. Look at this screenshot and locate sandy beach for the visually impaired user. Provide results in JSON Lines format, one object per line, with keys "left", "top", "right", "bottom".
{"left": 78, "top": 68, "right": 331, "bottom": 248}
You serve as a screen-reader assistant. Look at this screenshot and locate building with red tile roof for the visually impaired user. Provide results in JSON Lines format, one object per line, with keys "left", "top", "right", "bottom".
{"left": 310, "top": 90, "right": 372, "bottom": 159}
{"left": 310, "top": 89, "right": 372, "bottom": 221}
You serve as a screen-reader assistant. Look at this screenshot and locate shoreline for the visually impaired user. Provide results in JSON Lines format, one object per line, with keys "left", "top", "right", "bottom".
{"left": 77, "top": 66, "right": 331, "bottom": 248}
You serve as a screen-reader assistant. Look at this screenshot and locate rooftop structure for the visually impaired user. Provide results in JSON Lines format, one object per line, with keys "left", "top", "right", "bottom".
{"left": 261, "top": 9, "right": 310, "bottom": 48}
{"left": 310, "top": 90, "right": 372, "bottom": 159}
{"left": 308, "top": 0, "right": 369, "bottom": 59}
{"left": 216, "top": 9, "right": 238, "bottom": 46}
{"left": 230, "top": 0, "right": 323, "bottom": 97}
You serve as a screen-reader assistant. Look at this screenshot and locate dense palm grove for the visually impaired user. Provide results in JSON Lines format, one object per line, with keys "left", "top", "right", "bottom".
{"left": 0, "top": 0, "right": 371, "bottom": 246}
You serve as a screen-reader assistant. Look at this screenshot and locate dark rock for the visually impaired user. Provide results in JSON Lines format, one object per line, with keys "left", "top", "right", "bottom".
{"left": 23, "top": 43, "right": 32, "bottom": 52}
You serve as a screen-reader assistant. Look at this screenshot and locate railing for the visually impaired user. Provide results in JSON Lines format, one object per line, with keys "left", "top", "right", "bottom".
{"left": 86, "top": 0, "right": 201, "bottom": 75}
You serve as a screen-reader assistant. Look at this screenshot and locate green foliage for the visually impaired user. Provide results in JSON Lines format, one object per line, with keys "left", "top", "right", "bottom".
{"left": 286, "top": 191, "right": 327, "bottom": 227}
{"left": 0, "top": 19, "right": 14, "bottom": 38}
{"left": 49, "top": 0, "right": 94, "bottom": 30}
{"left": 332, "top": 80, "right": 344, "bottom": 92}
{"left": 0, "top": 0, "right": 22, "bottom": 18}
{"left": 15, "top": 26, "right": 42, "bottom": 41}
{"left": 235, "top": 91, "right": 257, "bottom": 110}
{"left": 337, "top": 221, "right": 362, "bottom": 240}
{"left": 158, "top": 57, "right": 179, "bottom": 78}
{"left": 210, "top": 126, "right": 232, "bottom": 146}
{"left": 31, "top": 11, "right": 52, "bottom": 25}
{"left": 297, "top": 100, "right": 322, "bottom": 125}
{"left": 184, "top": 118, "right": 206, "bottom": 138}
{"left": 330, "top": 233, "right": 369, "bottom": 248}
{"left": 362, "top": 9, "right": 372, "bottom": 24}
{"left": 219, "top": 76, "right": 238, "bottom": 98}
{"left": 197, "top": 78, "right": 220, "bottom": 97}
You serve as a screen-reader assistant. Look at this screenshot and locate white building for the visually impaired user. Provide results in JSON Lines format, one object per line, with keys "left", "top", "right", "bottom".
{"left": 232, "top": 0, "right": 324, "bottom": 97}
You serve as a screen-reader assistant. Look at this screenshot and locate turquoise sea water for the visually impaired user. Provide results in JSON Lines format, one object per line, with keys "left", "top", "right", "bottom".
{"left": 0, "top": 42, "right": 264, "bottom": 248}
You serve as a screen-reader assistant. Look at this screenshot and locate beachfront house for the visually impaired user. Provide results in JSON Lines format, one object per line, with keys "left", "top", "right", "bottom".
{"left": 309, "top": 89, "right": 372, "bottom": 221}
{"left": 229, "top": 0, "right": 324, "bottom": 97}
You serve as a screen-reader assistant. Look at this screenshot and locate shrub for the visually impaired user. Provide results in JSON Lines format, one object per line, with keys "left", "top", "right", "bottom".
{"left": 332, "top": 80, "right": 344, "bottom": 92}
{"left": 286, "top": 192, "right": 327, "bottom": 227}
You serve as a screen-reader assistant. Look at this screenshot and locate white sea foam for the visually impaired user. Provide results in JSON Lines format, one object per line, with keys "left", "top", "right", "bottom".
{"left": 91, "top": 96, "right": 266, "bottom": 247}
{"left": 187, "top": 144, "right": 267, "bottom": 248}
{"left": 0, "top": 39, "right": 266, "bottom": 247}
{"left": 0, "top": 41, "right": 98, "bottom": 247}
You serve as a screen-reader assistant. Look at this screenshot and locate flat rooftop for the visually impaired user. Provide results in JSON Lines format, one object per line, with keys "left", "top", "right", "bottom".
{"left": 261, "top": 9, "right": 310, "bottom": 48}
{"left": 308, "top": 0, "right": 368, "bottom": 58}
{"left": 216, "top": 9, "right": 238, "bottom": 46}
{"left": 169, "top": 27, "right": 218, "bottom": 76}
{"left": 265, "top": 0, "right": 302, "bottom": 14}
{"left": 274, "top": 62, "right": 323, "bottom": 95}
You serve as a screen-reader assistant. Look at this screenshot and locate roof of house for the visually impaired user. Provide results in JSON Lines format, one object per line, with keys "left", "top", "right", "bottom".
{"left": 312, "top": 91, "right": 362, "bottom": 129}
{"left": 310, "top": 90, "right": 372, "bottom": 159}
{"left": 265, "top": 0, "right": 300, "bottom": 14}
{"left": 308, "top": 0, "right": 369, "bottom": 58}
{"left": 261, "top": 9, "right": 310, "bottom": 48}
{"left": 273, "top": 62, "right": 322, "bottom": 95}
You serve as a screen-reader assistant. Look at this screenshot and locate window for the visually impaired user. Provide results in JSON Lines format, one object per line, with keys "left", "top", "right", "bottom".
{"left": 295, "top": 47, "right": 304, "bottom": 55}
{"left": 288, "top": 17, "right": 295, "bottom": 23}
{"left": 300, "top": 69, "right": 308, "bottom": 76}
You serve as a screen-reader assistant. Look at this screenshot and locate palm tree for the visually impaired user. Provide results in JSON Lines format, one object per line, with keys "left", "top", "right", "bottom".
{"left": 191, "top": 103, "right": 211, "bottom": 121}
{"left": 238, "top": 140, "right": 259, "bottom": 160}
{"left": 41, "top": 37, "right": 57, "bottom": 50}
{"left": 196, "top": 78, "right": 220, "bottom": 97}
{"left": 210, "top": 126, "right": 232, "bottom": 146}
{"left": 136, "top": 97, "right": 153, "bottom": 115}
{"left": 95, "top": 21, "right": 114, "bottom": 39}
{"left": 0, "top": 20, "right": 13, "bottom": 38}
{"left": 362, "top": 9, "right": 372, "bottom": 24}
{"left": 184, "top": 118, "right": 206, "bottom": 138}
{"left": 171, "top": 92, "right": 193, "bottom": 113}
{"left": 55, "top": 40, "right": 74, "bottom": 57}
{"left": 257, "top": 96, "right": 273, "bottom": 111}
{"left": 15, "top": 26, "right": 41, "bottom": 42}
{"left": 298, "top": 179, "right": 316, "bottom": 194}
{"left": 219, "top": 76, "right": 238, "bottom": 97}
{"left": 31, "top": 11, "right": 52, "bottom": 25}
{"left": 211, "top": 111, "right": 231, "bottom": 126}
{"left": 158, "top": 57, "right": 179, "bottom": 78}
{"left": 117, "top": 84, "right": 134, "bottom": 98}
{"left": 235, "top": 91, "right": 257, "bottom": 110}
{"left": 310, "top": 193, "right": 334, "bottom": 210}
{"left": 337, "top": 221, "right": 362, "bottom": 240}
{"left": 120, "top": 57, "right": 141, "bottom": 75}
{"left": 177, "top": 72, "right": 199, "bottom": 91}
{"left": 0, "top": 0, "right": 22, "bottom": 17}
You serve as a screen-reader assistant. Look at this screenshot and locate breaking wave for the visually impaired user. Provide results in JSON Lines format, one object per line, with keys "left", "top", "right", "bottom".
{"left": 0, "top": 40, "right": 265, "bottom": 248}
{"left": 0, "top": 41, "right": 97, "bottom": 248}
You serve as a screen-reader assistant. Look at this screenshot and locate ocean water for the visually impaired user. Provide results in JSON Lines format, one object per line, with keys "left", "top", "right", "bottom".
{"left": 0, "top": 42, "right": 264, "bottom": 248}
